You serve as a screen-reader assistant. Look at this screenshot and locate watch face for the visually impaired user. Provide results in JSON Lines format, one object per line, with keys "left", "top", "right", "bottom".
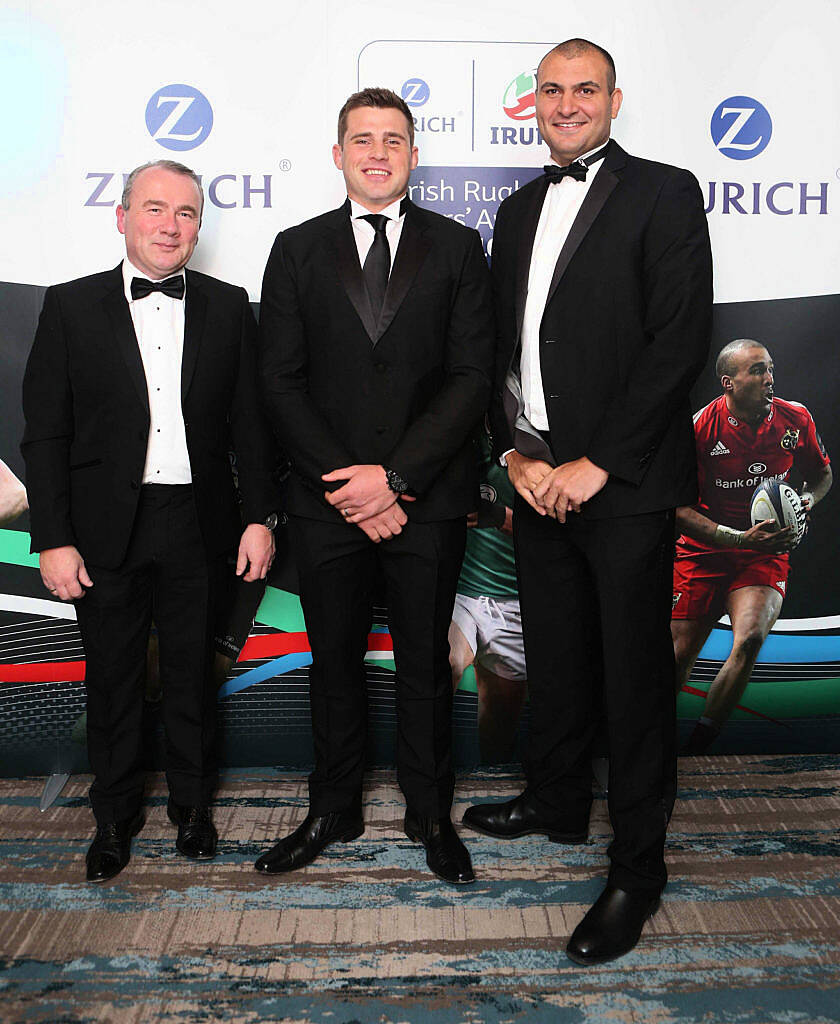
{"left": 264, "top": 513, "right": 278, "bottom": 530}
{"left": 386, "top": 469, "right": 407, "bottom": 494}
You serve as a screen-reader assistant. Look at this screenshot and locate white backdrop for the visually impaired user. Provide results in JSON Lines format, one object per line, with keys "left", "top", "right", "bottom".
{"left": 1, "top": 0, "right": 838, "bottom": 304}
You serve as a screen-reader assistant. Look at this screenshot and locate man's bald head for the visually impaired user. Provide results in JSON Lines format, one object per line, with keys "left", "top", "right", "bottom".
{"left": 715, "top": 339, "right": 770, "bottom": 379}
{"left": 537, "top": 38, "right": 617, "bottom": 93}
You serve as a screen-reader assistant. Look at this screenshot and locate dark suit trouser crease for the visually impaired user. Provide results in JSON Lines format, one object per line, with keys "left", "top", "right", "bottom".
{"left": 289, "top": 514, "right": 466, "bottom": 820}
{"left": 513, "top": 497, "right": 677, "bottom": 895}
{"left": 74, "top": 485, "right": 225, "bottom": 823}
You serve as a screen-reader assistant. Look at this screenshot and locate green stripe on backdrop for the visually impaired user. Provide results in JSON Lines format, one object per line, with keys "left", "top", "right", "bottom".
{"left": 0, "top": 529, "right": 39, "bottom": 568}
{"left": 679, "top": 677, "right": 840, "bottom": 719}
{"left": 254, "top": 585, "right": 307, "bottom": 632}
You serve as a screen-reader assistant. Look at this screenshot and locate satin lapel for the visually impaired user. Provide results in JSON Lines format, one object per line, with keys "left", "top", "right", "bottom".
{"left": 181, "top": 271, "right": 207, "bottom": 402}
{"left": 103, "top": 267, "right": 149, "bottom": 416}
{"left": 514, "top": 177, "right": 550, "bottom": 344}
{"left": 544, "top": 142, "right": 625, "bottom": 308}
{"left": 374, "top": 205, "right": 431, "bottom": 346}
{"left": 329, "top": 204, "right": 378, "bottom": 342}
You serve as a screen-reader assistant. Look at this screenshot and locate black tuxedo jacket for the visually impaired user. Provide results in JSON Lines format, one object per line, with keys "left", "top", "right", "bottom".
{"left": 491, "top": 140, "right": 713, "bottom": 518}
{"left": 258, "top": 199, "right": 495, "bottom": 522}
{"left": 21, "top": 265, "right": 277, "bottom": 568}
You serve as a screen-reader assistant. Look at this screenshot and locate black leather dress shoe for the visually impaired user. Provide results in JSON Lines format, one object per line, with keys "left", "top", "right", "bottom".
{"left": 462, "top": 791, "right": 587, "bottom": 843}
{"left": 404, "top": 810, "right": 475, "bottom": 885}
{"left": 85, "top": 813, "right": 144, "bottom": 883}
{"left": 167, "top": 799, "right": 218, "bottom": 860}
{"left": 566, "top": 885, "right": 660, "bottom": 965}
{"left": 254, "top": 810, "right": 364, "bottom": 873}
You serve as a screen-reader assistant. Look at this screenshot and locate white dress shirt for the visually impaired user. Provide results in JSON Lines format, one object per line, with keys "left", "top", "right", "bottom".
{"left": 349, "top": 196, "right": 406, "bottom": 270}
{"left": 519, "top": 146, "right": 606, "bottom": 431}
{"left": 122, "top": 259, "right": 192, "bottom": 484}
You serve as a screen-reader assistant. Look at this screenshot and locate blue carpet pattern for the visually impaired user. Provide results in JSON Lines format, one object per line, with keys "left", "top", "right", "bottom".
{"left": 1, "top": 756, "right": 839, "bottom": 1023}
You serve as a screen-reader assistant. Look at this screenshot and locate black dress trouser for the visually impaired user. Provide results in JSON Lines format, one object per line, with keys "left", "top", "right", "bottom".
{"left": 513, "top": 496, "right": 677, "bottom": 895}
{"left": 288, "top": 513, "right": 466, "bottom": 820}
{"left": 75, "top": 484, "right": 226, "bottom": 823}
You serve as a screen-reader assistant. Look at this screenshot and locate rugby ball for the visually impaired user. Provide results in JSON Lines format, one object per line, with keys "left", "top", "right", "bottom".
{"left": 750, "top": 480, "right": 806, "bottom": 546}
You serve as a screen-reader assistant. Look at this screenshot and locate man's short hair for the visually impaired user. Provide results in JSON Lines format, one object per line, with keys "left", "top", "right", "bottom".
{"left": 716, "top": 338, "right": 768, "bottom": 378}
{"left": 337, "top": 87, "right": 415, "bottom": 148}
{"left": 121, "top": 159, "right": 204, "bottom": 216}
{"left": 538, "top": 38, "right": 617, "bottom": 93}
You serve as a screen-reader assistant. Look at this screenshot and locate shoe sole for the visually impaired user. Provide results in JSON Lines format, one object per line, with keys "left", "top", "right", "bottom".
{"left": 86, "top": 814, "right": 145, "bottom": 884}
{"left": 254, "top": 825, "right": 365, "bottom": 874}
{"left": 403, "top": 828, "right": 476, "bottom": 886}
{"left": 564, "top": 899, "right": 660, "bottom": 966}
{"left": 461, "top": 819, "right": 588, "bottom": 844}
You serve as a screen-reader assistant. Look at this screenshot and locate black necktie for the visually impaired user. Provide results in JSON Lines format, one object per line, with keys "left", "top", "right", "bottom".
{"left": 543, "top": 142, "right": 611, "bottom": 185}
{"left": 361, "top": 214, "right": 390, "bottom": 317}
{"left": 130, "top": 275, "right": 185, "bottom": 300}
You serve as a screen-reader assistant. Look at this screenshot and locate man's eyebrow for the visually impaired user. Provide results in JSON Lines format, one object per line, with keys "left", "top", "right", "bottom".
{"left": 348, "top": 130, "right": 408, "bottom": 141}
{"left": 540, "top": 79, "right": 601, "bottom": 90}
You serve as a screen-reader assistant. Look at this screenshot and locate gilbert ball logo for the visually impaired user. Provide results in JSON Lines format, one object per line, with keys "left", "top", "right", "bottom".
{"left": 401, "top": 78, "right": 430, "bottom": 107}
{"left": 710, "top": 96, "right": 772, "bottom": 160}
{"left": 145, "top": 84, "right": 213, "bottom": 151}
{"left": 502, "top": 71, "right": 537, "bottom": 120}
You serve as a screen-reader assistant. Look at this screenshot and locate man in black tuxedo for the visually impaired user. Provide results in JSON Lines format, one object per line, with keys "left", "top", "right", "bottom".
{"left": 463, "top": 40, "right": 713, "bottom": 960}
{"left": 256, "top": 88, "right": 494, "bottom": 885}
{"left": 21, "top": 160, "right": 278, "bottom": 882}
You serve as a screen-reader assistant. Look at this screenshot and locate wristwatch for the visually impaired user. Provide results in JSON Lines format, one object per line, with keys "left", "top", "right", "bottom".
{"left": 263, "top": 512, "right": 278, "bottom": 531}
{"left": 384, "top": 467, "right": 410, "bottom": 495}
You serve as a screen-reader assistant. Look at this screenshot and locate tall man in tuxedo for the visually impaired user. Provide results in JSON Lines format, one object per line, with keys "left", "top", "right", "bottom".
{"left": 463, "top": 40, "right": 713, "bottom": 961}
{"left": 256, "top": 88, "right": 494, "bottom": 885}
{"left": 22, "top": 160, "right": 278, "bottom": 882}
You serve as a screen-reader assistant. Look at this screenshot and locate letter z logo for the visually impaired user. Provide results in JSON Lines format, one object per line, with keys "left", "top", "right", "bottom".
{"left": 710, "top": 96, "right": 772, "bottom": 160}
{"left": 145, "top": 85, "right": 213, "bottom": 151}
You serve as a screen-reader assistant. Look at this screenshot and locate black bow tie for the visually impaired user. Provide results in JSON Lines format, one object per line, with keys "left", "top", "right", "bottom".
{"left": 543, "top": 143, "right": 611, "bottom": 185}
{"left": 543, "top": 161, "right": 588, "bottom": 183}
{"left": 130, "top": 275, "right": 185, "bottom": 300}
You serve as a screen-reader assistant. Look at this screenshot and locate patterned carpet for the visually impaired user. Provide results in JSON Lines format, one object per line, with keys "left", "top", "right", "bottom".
{"left": 1, "top": 756, "right": 839, "bottom": 1023}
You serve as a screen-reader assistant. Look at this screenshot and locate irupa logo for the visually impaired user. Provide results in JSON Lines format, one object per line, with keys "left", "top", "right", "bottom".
{"left": 490, "top": 70, "right": 543, "bottom": 146}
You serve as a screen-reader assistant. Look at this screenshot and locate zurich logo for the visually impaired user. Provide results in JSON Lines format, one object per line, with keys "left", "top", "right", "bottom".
{"left": 401, "top": 78, "right": 430, "bottom": 107}
{"left": 145, "top": 84, "right": 213, "bottom": 151}
{"left": 710, "top": 96, "right": 772, "bottom": 160}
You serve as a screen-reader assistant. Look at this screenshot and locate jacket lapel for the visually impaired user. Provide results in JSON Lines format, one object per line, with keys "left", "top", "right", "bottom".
{"left": 329, "top": 201, "right": 379, "bottom": 342}
{"left": 103, "top": 265, "right": 149, "bottom": 416}
{"left": 514, "top": 177, "right": 550, "bottom": 345}
{"left": 374, "top": 202, "right": 431, "bottom": 345}
{"left": 544, "top": 139, "right": 624, "bottom": 307}
{"left": 181, "top": 270, "right": 207, "bottom": 401}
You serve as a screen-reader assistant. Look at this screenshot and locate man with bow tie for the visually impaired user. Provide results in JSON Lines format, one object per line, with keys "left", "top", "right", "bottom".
{"left": 463, "top": 39, "right": 713, "bottom": 962}
{"left": 21, "top": 160, "right": 278, "bottom": 882}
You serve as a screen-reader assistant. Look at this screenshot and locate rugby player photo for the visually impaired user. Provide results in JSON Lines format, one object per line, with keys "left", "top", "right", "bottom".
{"left": 672, "top": 339, "right": 832, "bottom": 754}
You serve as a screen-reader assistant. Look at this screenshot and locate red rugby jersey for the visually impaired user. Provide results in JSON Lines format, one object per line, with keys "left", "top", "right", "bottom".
{"left": 678, "top": 395, "right": 829, "bottom": 554}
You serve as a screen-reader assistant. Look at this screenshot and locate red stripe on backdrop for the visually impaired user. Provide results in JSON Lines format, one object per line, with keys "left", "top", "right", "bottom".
{"left": 237, "top": 631, "right": 393, "bottom": 662}
{"left": 0, "top": 660, "right": 86, "bottom": 682}
{"left": 680, "top": 683, "right": 786, "bottom": 727}
{"left": 0, "top": 633, "right": 395, "bottom": 683}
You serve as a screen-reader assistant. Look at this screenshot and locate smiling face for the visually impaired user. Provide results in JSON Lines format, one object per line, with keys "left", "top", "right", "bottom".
{"left": 332, "top": 105, "right": 418, "bottom": 212}
{"left": 116, "top": 166, "right": 202, "bottom": 280}
{"left": 722, "top": 345, "right": 775, "bottom": 422}
{"left": 535, "top": 49, "right": 622, "bottom": 166}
